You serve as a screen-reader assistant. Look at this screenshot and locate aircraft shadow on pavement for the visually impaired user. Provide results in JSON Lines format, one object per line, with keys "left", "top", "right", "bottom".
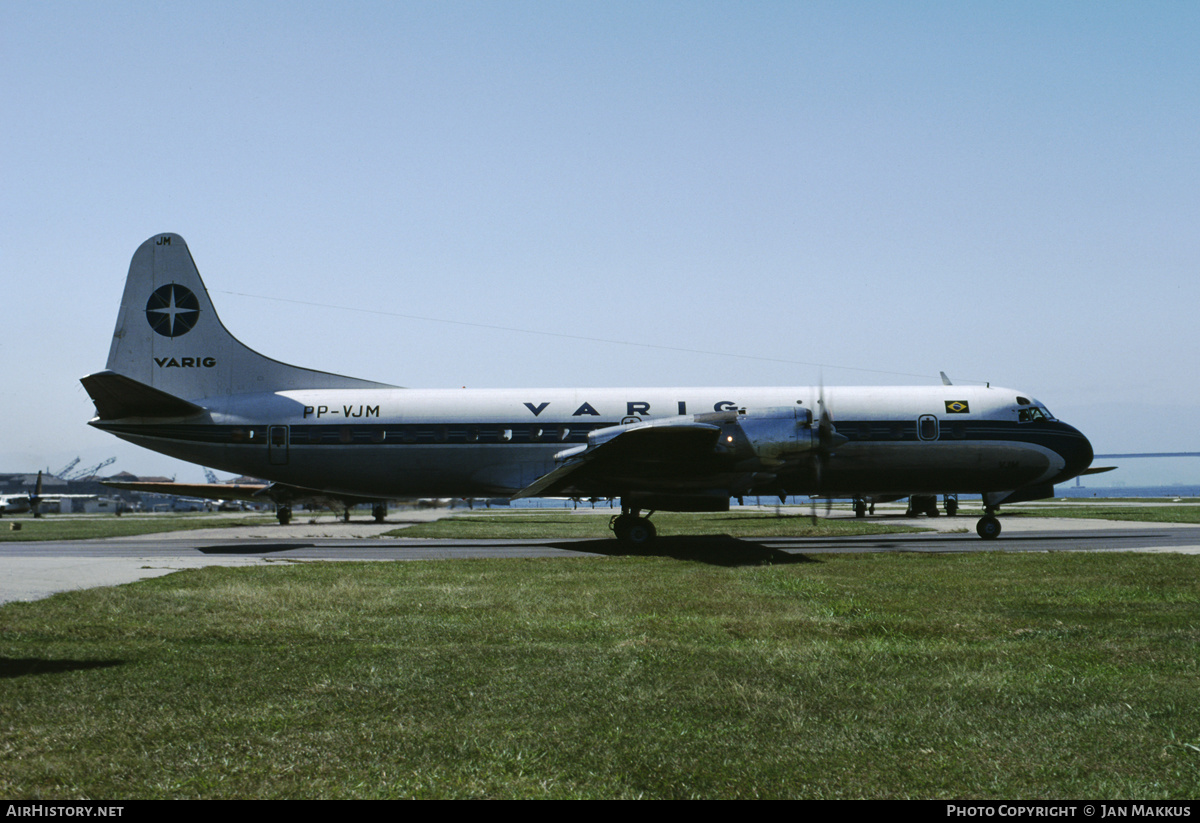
{"left": 549, "top": 534, "right": 822, "bottom": 567}
{"left": 197, "top": 542, "right": 314, "bottom": 555}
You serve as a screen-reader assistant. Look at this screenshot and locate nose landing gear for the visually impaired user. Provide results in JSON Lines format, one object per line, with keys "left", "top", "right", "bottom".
{"left": 976, "top": 506, "right": 1002, "bottom": 539}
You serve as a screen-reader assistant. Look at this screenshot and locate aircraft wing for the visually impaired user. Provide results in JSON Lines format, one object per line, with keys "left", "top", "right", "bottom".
{"left": 102, "top": 481, "right": 269, "bottom": 501}
{"left": 101, "top": 480, "right": 383, "bottom": 510}
{"left": 514, "top": 418, "right": 725, "bottom": 500}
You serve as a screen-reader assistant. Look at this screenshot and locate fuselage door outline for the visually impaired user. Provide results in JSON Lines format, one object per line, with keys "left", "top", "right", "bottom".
{"left": 917, "top": 414, "right": 939, "bottom": 442}
{"left": 269, "top": 425, "right": 290, "bottom": 465}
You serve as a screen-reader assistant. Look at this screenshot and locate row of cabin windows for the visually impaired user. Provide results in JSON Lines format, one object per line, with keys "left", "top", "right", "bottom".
{"left": 851, "top": 420, "right": 966, "bottom": 441}
{"left": 245, "top": 420, "right": 973, "bottom": 446}
{"left": 281, "top": 425, "right": 584, "bottom": 445}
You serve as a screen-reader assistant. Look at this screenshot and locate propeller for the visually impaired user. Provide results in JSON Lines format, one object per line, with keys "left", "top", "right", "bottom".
{"left": 29, "top": 470, "right": 44, "bottom": 518}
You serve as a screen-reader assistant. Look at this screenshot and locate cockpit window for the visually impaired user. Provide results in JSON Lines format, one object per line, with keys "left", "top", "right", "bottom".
{"left": 1018, "top": 406, "right": 1054, "bottom": 423}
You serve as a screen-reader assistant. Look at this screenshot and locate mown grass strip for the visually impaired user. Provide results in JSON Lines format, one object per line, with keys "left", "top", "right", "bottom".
{"left": 0, "top": 514, "right": 279, "bottom": 542}
{"left": 2, "top": 552, "right": 1198, "bottom": 798}
{"left": 394, "top": 510, "right": 930, "bottom": 539}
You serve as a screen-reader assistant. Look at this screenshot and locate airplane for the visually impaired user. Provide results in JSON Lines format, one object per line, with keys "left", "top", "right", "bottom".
{"left": 0, "top": 472, "right": 48, "bottom": 517}
{"left": 80, "top": 234, "right": 1096, "bottom": 544}
{"left": 0, "top": 471, "right": 104, "bottom": 516}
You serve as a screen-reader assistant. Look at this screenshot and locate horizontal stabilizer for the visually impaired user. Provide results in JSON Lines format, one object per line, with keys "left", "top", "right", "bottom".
{"left": 81, "top": 371, "right": 205, "bottom": 420}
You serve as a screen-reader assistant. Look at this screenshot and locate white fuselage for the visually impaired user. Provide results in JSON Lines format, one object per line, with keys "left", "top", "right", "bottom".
{"left": 99, "top": 384, "right": 1093, "bottom": 500}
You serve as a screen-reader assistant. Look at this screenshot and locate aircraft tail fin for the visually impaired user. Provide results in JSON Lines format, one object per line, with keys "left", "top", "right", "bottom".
{"left": 97, "top": 233, "right": 395, "bottom": 402}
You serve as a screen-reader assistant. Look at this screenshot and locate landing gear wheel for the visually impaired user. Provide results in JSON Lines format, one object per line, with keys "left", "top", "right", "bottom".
{"left": 945, "top": 498, "right": 959, "bottom": 517}
{"left": 854, "top": 499, "right": 867, "bottom": 518}
{"left": 611, "top": 514, "right": 657, "bottom": 547}
{"left": 611, "top": 514, "right": 632, "bottom": 542}
{"left": 343, "top": 508, "right": 351, "bottom": 523}
{"left": 625, "top": 518, "right": 656, "bottom": 546}
{"left": 372, "top": 503, "right": 387, "bottom": 523}
{"left": 976, "top": 515, "right": 1001, "bottom": 540}
{"left": 277, "top": 506, "right": 292, "bottom": 525}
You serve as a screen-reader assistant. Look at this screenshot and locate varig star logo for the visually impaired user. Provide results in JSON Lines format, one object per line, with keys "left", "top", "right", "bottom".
{"left": 146, "top": 284, "right": 200, "bottom": 337}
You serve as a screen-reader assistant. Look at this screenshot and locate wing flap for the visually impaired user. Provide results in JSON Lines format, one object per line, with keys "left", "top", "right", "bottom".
{"left": 514, "top": 419, "right": 723, "bottom": 499}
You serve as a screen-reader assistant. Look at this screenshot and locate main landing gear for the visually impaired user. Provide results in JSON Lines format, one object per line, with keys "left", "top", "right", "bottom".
{"left": 276, "top": 505, "right": 292, "bottom": 525}
{"left": 611, "top": 507, "right": 657, "bottom": 547}
{"left": 907, "top": 494, "right": 959, "bottom": 518}
{"left": 907, "top": 495, "right": 941, "bottom": 517}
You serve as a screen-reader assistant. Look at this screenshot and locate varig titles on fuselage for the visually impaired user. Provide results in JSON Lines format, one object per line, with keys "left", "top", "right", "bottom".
{"left": 525, "top": 400, "right": 726, "bottom": 417}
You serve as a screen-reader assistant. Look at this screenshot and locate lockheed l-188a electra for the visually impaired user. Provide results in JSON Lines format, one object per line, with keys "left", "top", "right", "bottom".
{"left": 82, "top": 234, "right": 1097, "bottom": 543}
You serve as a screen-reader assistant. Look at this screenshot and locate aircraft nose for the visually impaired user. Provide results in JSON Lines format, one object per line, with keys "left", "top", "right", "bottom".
{"left": 1052, "top": 422, "right": 1094, "bottom": 484}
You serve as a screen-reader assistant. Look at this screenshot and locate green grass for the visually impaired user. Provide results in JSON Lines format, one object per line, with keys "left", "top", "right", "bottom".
{"left": 1056, "top": 497, "right": 1200, "bottom": 504}
{"left": 393, "top": 510, "right": 929, "bottom": 539}
{"left": 0, "top": 513, "right": 279, "bottom": 541}
{"left": 2, "top": 552, "right": 1199, "bottom": 798}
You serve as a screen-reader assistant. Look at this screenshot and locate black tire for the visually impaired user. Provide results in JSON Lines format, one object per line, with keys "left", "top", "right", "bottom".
{"left": 976, "top": 516, "right": 1001, "bottom": 539}
{"left": 611, "top": 514, "right": 632, "bottom": 542}
{"left": 625, "top": 519, "right": 657, "bottom": 546}
{"left": 613, "top": 515, "right": 656, "bottom": 546}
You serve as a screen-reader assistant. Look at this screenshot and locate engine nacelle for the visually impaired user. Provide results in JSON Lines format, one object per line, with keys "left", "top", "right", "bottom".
{"left": 736, "top": 407, "right": 818, "bottom": 461}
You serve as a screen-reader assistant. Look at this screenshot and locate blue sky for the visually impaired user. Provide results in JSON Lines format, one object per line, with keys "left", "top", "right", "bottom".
{"left": 3, "top": 1, "right": 1198, "bottom": 485}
